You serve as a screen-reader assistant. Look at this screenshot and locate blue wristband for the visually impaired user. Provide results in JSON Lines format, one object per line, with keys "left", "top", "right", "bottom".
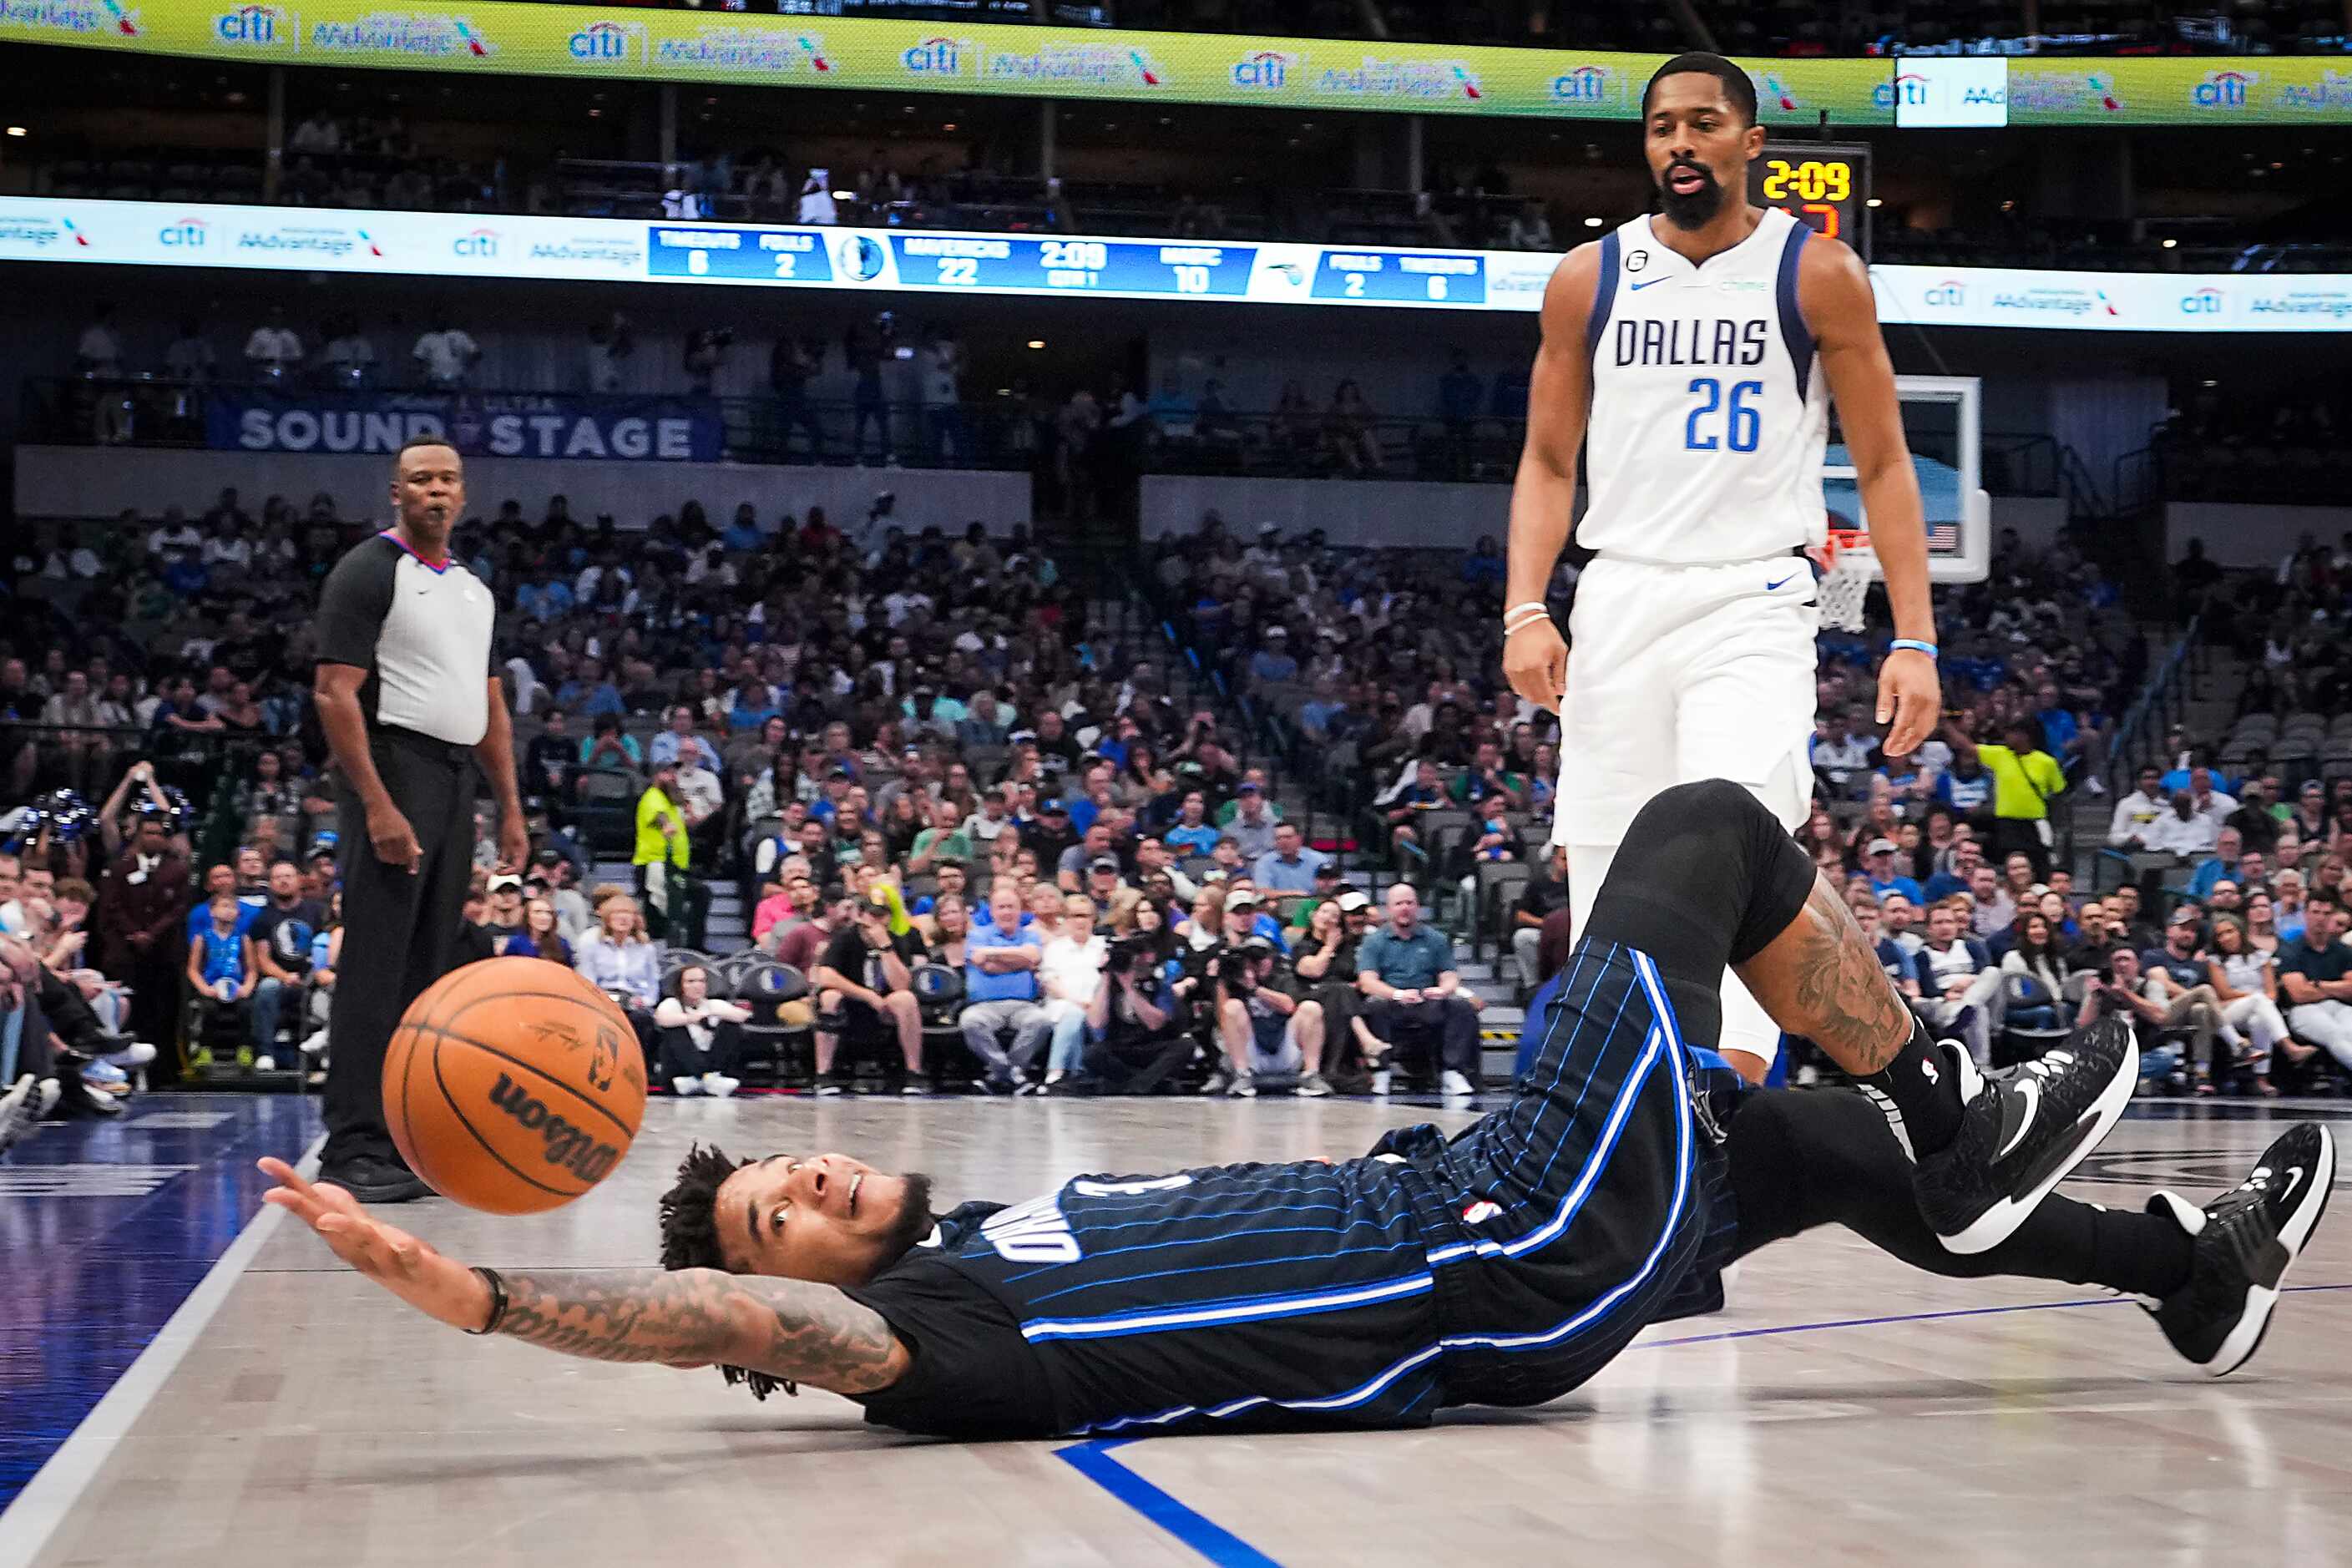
{"left": 1889, "top": 639, "right": 1939, "bottom": 660}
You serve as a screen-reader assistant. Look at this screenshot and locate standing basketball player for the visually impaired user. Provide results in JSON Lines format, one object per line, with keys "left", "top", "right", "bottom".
{"left": 1504, "top": 52, "right": 1943, "bottom": 1083}
{"left": 311, "top": 438, "right": 526, "bottom": 1201}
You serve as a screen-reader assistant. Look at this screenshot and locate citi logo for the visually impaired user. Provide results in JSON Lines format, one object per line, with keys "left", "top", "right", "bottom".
{"left": 1232, "top": 49, "right": 1292, "bottom": 89}
{"left": 902, "top": 36, "right": 960, "bottom": 73}
{"left": 1550, "top": 63, "right": 1609, "bottom": 103}
{"left": 213, "top": 4, "right": 282, "bottom": 43}
{"left": 1925, "top": 280, "right": 1967, "bottom": 306}
{"left": 567, "top": 20, "right": 635, "bottom": 59}
{"left": 486, "top": 1073, "right": 623, "bottom": 1182}
{"left": 2195, "top": 70, "right": 2253, "bottom": 108}
{"left": 159, "top": 217, "right": 208, "bottom": 247}
{"left": 1878, "top": 70, "right": 1930, "bottom": 108}
{"left": 2180, "top": 287, "right": 2224, "bottom": 315}
{"left": 452, "top": 226, "right": 501, "bottom": 257}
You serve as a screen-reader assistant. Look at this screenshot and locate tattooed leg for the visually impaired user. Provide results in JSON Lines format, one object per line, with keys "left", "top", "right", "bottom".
{"left": 1732, "top": 872, "right": 1917, "bottom": 1076}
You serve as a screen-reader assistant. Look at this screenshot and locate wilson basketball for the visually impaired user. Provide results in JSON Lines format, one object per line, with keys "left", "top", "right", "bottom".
{"left": 383, "top": 957, "right": 647, "bottom": 1215}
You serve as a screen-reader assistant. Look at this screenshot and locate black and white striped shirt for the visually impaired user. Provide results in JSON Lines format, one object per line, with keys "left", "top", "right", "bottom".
{"left": 314, "top": 530, "right": 494, "bottom": 746}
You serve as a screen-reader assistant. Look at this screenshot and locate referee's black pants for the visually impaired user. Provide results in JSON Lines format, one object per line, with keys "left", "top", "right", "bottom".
{"left": 324, "top": 729, "right": 476, "bottom": 1169}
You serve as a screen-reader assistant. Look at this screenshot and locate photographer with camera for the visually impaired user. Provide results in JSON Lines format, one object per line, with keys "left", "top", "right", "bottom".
{"left": 1085, "top": 927, "right": 1191, "bottom": 1095}
{"left": 1214, "top": 936, "right": 1330, "bottom": 1098}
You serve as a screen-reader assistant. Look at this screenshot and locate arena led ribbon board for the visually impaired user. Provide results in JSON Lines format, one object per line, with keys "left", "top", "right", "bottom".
{"left": 2, "top": 196, "right": 2347, "bottom": 331}
{"left": 7, "top": 1, "right": 2344, "bottom": 125}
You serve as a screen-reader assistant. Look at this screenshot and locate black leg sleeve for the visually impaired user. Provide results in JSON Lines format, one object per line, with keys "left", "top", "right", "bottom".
{"left": 1583, "top": 781, "right": 1817, "bottom": 1047}
{"left": 1726, "top": 1086, "right": 2193, "bottom": 1300}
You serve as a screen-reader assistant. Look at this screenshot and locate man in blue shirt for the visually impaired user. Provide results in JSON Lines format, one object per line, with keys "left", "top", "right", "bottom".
{"left": 2185, "top": 826, "right": 2243, "bottom": 902}
{"left": 1253, "top": 822, "right": 1328, "bottom": 893}
{"left": 648, "top": 706, "right": 722, "bottom": 774}
{"left": 1862, "top": 837, "right": 1925, "bottom": 906}
{"left": 958, "top": 882, "right": 1049, "bottom": 1093}
{"left": 1247, "top": 628, "right": 1299, "bottom": 687}
{"left": 1935, "top": 751, "right": 1993, "bottom": 816}
{"left": 1355, "top": 882, "right": 1479, "bottom": 1096}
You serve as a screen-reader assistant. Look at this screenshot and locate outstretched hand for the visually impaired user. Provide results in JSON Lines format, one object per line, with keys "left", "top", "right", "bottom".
{"left": 259, "top": 1156, "right": 488, "bottom": 1332}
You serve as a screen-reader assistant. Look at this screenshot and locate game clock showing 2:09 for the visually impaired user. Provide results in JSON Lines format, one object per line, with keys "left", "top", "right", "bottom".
{"left": 1748, "top": 142, "right": 1871, "bottom": 261}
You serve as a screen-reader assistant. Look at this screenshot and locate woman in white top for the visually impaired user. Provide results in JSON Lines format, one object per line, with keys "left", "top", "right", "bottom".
{"left": 2204, "top": 916, "right": 2299, "bottom": 1095}
{"left": 652, "top": 962, "right": 752, "bottom": 1098}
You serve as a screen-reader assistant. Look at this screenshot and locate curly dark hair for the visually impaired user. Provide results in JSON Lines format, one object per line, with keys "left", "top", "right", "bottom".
{"left": 657, "top": 1142, "right": 797, "bottom": 1402}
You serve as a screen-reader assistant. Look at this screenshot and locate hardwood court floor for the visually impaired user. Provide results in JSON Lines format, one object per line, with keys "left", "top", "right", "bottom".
{"left": 16, "top": 1093, "right": 2352, "bottom": 1568}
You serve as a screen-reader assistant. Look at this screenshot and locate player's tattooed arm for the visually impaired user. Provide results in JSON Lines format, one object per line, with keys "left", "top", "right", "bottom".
{"left": 496, "top": 1270, "right": 910, "bottom": 1393}
{"left": 1735, "top": 873, "right": 1917, "bottom": 1075}
{"left": 258, "top": 1158, "right": 908, "bottom": 1397}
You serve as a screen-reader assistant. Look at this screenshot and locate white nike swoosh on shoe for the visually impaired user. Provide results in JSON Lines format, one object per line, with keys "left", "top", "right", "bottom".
{"left": 2284, "top": 1165, "right": 2304, "bottom": 1195}
{"left": 1996, "top": 1076, "right": 2040, "bottom": 1160}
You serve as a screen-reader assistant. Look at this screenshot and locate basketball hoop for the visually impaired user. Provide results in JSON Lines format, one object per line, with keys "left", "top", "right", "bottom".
{"left": 1814, "top": 529, "right": 1875, "bottom": 633}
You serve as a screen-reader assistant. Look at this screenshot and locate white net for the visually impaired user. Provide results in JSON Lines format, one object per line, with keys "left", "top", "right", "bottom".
{"left": 1816, "top": 535, "right": 1874, "bottom": 632}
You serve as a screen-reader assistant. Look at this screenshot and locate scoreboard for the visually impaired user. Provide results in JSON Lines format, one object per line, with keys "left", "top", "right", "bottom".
{"left": 1748, "top": 142, "right": 1872, "bottom": 260}
{"left": 887, "top": 235, "right": 1257, "bottom": 297}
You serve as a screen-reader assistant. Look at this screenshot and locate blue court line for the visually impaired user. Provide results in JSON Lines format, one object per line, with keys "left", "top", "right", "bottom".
{"left": 1639, "top": 1281, "right": 2352, "bottom": 1349}
{"left": 1056, "top": 1439, "right": 1284, "bottom": 1568}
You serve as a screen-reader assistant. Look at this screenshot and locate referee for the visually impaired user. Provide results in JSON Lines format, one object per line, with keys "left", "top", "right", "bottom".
{"left": 311, "top": 437, "right": 526, "bottom": 1201}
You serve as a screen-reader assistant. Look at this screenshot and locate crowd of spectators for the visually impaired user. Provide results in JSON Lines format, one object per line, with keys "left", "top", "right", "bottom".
{"left": 2148, "top": 379, "right": 2352, "bottom": 507}
{"left": 0, "top": 486, "right": 1530, "bottom": 1152}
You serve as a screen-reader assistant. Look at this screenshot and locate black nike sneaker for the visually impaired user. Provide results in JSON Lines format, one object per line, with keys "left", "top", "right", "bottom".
{"left": 2144, "top": 1122, "right": 2335, "bottom": 1378}
{"left": 1913, "top": 1016, "right": 2138, "bottom": 1255}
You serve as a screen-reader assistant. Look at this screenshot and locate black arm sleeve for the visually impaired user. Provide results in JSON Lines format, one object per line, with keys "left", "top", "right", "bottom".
{"left": 313, "top": 537, "right": 397, "bottom": 674}
{"left": 841, "top": 1257, "right": 1060, "bottom": 1439}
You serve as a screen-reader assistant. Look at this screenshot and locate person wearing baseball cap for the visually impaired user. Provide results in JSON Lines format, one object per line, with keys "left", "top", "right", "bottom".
{"left": 1863, "top": 836, "right": 1925, "bottom": 905}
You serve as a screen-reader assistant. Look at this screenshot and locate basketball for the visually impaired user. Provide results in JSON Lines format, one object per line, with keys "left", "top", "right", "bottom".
{"left": 382, "top": 957, "right": 648, "bottom": 1215}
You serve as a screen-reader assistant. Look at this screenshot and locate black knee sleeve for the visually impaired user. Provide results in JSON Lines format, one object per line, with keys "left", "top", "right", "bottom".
{"left": 1585, "top": 781, "right": 1816, "bottom": 1043}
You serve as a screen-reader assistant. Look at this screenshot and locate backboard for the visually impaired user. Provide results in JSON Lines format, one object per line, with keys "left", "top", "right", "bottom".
{"left": 1820, "top": 373, "right": 1990, "bottom": 584}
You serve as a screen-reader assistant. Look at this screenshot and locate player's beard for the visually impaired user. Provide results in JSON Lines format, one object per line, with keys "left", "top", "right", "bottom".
{"left": 877, "top": 1171, "right": 938, "bottom": 1267}
{"left": 1657, "top": 158, "right": 1726, "bottom": 230}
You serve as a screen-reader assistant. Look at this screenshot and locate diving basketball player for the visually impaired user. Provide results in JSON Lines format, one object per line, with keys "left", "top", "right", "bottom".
{"left": 267, "top": 783, "right": 2333, "bottom": 1440}
{"left": 1501, "top": 52, "right": 1943, "bottom": 1084}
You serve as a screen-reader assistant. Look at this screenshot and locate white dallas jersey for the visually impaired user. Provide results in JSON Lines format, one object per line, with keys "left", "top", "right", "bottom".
{"left": 1575, "top": 208, "right": 1830, "bottom": 564}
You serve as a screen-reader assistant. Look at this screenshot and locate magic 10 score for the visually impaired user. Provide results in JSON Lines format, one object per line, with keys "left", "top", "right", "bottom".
{"left": 1747, "top": 142, "right": 1872, "bottom": 261}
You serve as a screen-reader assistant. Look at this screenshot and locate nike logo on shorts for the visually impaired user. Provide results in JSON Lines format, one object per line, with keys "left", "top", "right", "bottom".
{"left": 1764, "top": 570, "right": 1800, "bottom": 592}
{"left": 1629, "top": 276, "right": 1672, "bottom": 291}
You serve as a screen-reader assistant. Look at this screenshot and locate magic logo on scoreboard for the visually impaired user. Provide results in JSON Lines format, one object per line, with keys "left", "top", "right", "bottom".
{"left": 308, "top": 11, "right": 494, "bottom": 57}
{"left": 0, "top": 0, "right": 136, "bottom": 37}
{"left": 2191, "top": 68, "right": 2257, "bottom": 109}
{"left": 980, "top": 40, "right": 1161, "bottom": 88}
{"left": 1313, "top": 54, "right": 1483, "bottom": 103}
{"left": 565, "top": 18, "right": 643, "bottom": 63}
{"left": 655, "top": 27, "right": 830, "bottom": 73}
{"left": 211, "top": 3, "right": 292, "bottom": 48}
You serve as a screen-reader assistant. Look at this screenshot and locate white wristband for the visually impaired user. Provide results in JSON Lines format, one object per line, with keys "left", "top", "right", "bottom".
{"left": 1502, "top": 600, "right": 1548, "bottom": 622}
